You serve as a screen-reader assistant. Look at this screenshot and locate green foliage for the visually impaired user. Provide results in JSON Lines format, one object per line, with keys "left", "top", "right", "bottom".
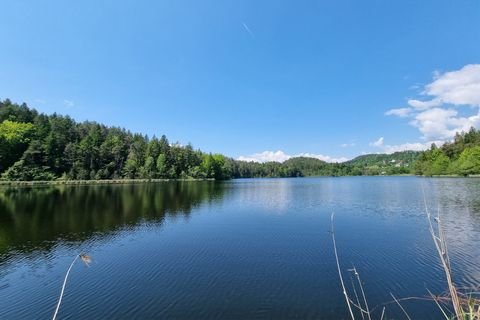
{"left": 415, "top": 148, "right": 450, "bottom": 176}
{"left": 4, "top": 98, "right": 478, "bottom": 180}
{"left": 201, "top": 154, "right": 226, "bottom": 180}
{"left": 347, "top": 151, "right": 419, "bottom": 176}
{"left": 156, "top": 154, "right": 167, "bottom": 178}
{"left": 2, "top": 160, "right": 56, "bottom": 181}
{"left": 0, "top": 120, "right": 34, "bottom": 142}
{"left": 0, "top": 100, "right": 231, "bottom": 181}
{"left": 284, "top": 157, "right": 325, "bottom": 176}
{"left": 0, "top": 99, "right": 38, "bottom": 123}
{"left": 456, "top": 146, "right": 480, "bottom": 176}
{"left": 0, "top": 120, "right": 35, "bottom": 172}
{"left": 415, "top": 128, "right": 480, "bottom": 176}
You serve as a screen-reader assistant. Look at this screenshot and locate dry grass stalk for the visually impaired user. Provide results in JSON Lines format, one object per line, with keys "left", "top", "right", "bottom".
{"left": 349, "top": 271, "right": 365, "bottom": 320}
{"left": 353, "top": 266, "right": 372, "bottom": 320}
{"left": 380, "top": 307, "right": 385, "bottom": 320}
{"left": 331, "top": 213, "right": 376, "bottom": 319}
{"left": 331, "top": 213, "right": 356, "bottom": 320}
{"left": 52, "top": 253, "right": 92, "bottom": 320}
{"left": 427, "top": 289, "right": 450, "bottom": 319}
{"left": 422, "top": 185, "right": 480, "bottom": 320}
{"left": 422, "top": 185, "right": 465, "bottom": 319}
{"left": 332, "top": 185, "right": 480, "bottom": 319}
{"left": 390, "top": 293, "right": 412, "bottom": 320}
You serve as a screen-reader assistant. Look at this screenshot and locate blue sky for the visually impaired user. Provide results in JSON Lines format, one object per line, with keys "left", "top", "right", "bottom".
{"left": 1, "top": 0, "right": 479, "bottom": 162}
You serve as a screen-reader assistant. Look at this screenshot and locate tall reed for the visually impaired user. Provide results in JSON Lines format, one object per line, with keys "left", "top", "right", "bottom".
{"left": 422, "top": 186, "right": 480, "bottom": 320}
{"left": 332, "top": 186, "right": 480, "bottom": 319}
{"left": 52, "top": 253, "right": 91, "bottom": 320}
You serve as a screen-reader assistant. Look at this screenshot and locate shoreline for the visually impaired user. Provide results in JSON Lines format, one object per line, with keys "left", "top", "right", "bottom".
{"left": 0, "top": 178, "right": 215, "bottom": 186}
{"left": 1, "top": 174, "right": 479, "bottom": 186}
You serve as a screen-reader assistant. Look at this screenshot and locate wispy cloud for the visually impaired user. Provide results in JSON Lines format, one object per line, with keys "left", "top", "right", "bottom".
{"left": 369, "top": 137, "right": 384, "bottom": 147}
{"left": 237, "top": 150, "right": 349, "bottom": 163}
{"left": 384, "top": 107, "right": 411, "bottom": 118}
{"left": 63, "top": 99, "right": 75, "bottom": 108}
{"left": 242, "top": 22, "right": 254, "bottom": 38}
{"left": 340, "top": 142, "right": 356, "bottom": 148}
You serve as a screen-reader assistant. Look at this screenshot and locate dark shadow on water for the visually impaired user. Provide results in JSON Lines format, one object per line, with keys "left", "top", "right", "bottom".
{"left": 0, "top": 181, "right": 226, "bottom": 258}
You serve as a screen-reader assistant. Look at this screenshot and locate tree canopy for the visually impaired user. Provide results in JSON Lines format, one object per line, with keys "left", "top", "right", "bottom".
{"left": 3, "top": 99, "right": 478, "bottom": 181}
{"left": 414, "top": 128, "right": 480, "bottom": 176}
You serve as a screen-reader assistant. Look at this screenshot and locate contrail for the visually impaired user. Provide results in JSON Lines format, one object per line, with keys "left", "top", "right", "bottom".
{"left": 242, "top": 22, "right": 254, "bottom": 38}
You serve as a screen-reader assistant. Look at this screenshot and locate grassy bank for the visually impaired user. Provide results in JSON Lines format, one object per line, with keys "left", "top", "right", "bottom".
{"left": 3, "top": 175, "right": 480, "bottom": 187}
{"left": 0, "top": 178, "right": 215, "bottom": 187}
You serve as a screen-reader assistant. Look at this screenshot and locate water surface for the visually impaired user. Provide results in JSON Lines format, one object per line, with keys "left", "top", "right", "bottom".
{"left": 1, "top": 177, "right": 479, "bottom": 319}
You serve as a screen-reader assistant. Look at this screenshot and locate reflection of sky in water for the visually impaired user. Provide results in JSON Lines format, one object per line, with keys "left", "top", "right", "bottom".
{"left": 228, "top": 177, "right": 429, "bottom": 219}
{"left": 226, "top": 179, "right": 294, "bottom": 213}
{"left": 229, "top": 177, "right": 480, "bottom": 289}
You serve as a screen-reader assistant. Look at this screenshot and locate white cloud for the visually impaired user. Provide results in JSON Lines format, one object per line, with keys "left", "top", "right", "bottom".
{"left": 382, "top": 141, "right": 440, "bottom": 153}
{"left": 370, "top": 138, "right": 445, "bottom": 154}
{"left": 368, "top": 137, "right": 436, "bottom": 154}
{"left": 296, "top": 153, "right": 350, "bottom": 163}
{"left": 404, "top": 64, "right": 480, "bottom": 110}
{"left": 385, "top": 107, "right": 412, "bottom": 117}
{"left": 369, "top": 137, "right": 384, "bottom": 147}
{"left": 423, "top": 64, "right": 480, "bottom": 106}
{"left": 407, "top": 98, "right": 441, "bottom": 109}
{"left": 237, "top": 150, "right": 349, "bottom": 163}
{"left": 386, "top": 64, "right": 480, "bottom": 142}
{"left": 408, "top": 107, "right": 480, "bottom": 140}
{"left": 238, "top": 151, "right": 290, "bottom": 163}
{"left": 63, "top": 99, "right": 75, "bottom": 108}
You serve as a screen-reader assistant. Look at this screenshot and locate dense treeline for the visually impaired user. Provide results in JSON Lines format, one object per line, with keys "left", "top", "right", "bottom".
{"left": 228, "top": 157, "right": 358, "bottom": 178}
{"left": 0, "top": 99, "right": 420, "bottom": 181}
{"left": 0, "top": 99, "right": 405, "bottom": 181}
{"left": 0, "top": 99, "right": 233, "bottom": 181}
{"left": 1, "top": 100, "right": 330, "bottom": 180}
{"left": 4, "top": 99, "right": 477, "bottom": 181}
{"left": 415, "top": 128, "right": 480, "bottom": 176}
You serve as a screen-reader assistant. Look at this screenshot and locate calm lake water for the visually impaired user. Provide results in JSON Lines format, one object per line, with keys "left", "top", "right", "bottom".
{"left": 1, "top": 177, "right": 480, "bottom": 319}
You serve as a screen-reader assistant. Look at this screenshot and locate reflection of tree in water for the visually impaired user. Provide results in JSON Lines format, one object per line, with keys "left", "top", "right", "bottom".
{"left": 0, "top": 181, "right": 226, "bottom": 256}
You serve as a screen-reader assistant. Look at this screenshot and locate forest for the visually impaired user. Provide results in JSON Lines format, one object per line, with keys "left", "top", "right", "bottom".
{"left": 1, "top": 99, "right": 479, "bottom": 181}
{"left": 414, "top": 128, "right": 480, "bottom": 176}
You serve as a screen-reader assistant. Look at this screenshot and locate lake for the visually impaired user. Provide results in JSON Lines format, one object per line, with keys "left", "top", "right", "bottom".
{"left": 1, "top": 177, "right": 480, "bottom": 319}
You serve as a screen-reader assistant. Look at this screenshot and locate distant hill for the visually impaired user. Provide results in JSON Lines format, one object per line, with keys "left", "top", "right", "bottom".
{"left": 278, "top": 151, "right": 421, "bottom": 177}
{"left": 284, "top": 156, "right": 326, "bottom": 169}
{"left": 283, "top": 157, "right": 329, "bottom": 176}
{"left": 346, "top": 151, "right": 421, "bottom": 175}
{"left": 348, "top": 151, "right": 421, "bottom": 166}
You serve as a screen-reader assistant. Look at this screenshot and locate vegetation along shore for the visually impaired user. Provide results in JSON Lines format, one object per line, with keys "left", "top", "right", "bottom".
{"left": 1, "top": 99, "right": 480, "bottom": 182}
